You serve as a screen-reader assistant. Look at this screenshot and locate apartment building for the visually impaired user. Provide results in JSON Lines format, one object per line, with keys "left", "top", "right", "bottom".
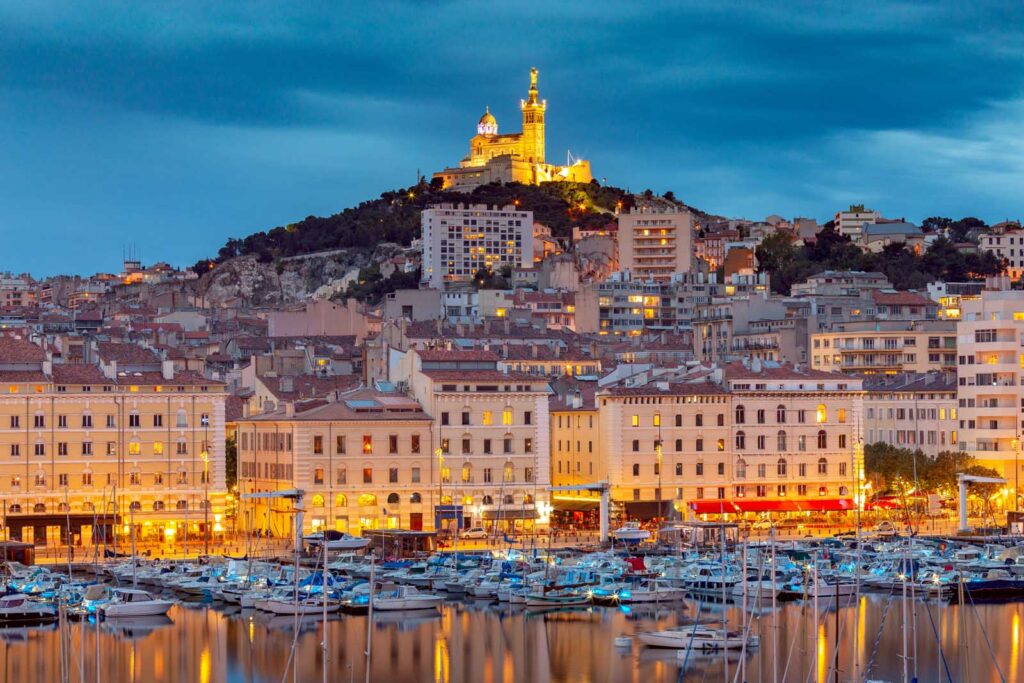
{"left": 978, "top": 227, "right": 1024, "bottom": 281}
{"left": 549, "top": 384, "right": 603, "bottom": 515}
{"left": 420, "top": 203, "right": 534, "bottom": 289}
{"left": 834, "top": 205, "right": 880, "bottom": 239}
{"left": 811, "top": 320, "right": 957, "bottom": 375}
{"left": 236, "top": 388, "right": 434, "bottom": 537}
{"left": 956, "top": 290, "right": 1024, "bottom": 488}
{"left": 618, "top": 205, "right": 693, "bottom": 282}
{"left": 395, "top": 348, "right": 552, "bottom": 532}
{"left": 0, "top": 336, "right": 226, "bottom": 546}
{"left": 863, "top": 373, "right": 957, "bottom": 456}
{"left": 597, "top": 361, "right": 864, "bottom": 520}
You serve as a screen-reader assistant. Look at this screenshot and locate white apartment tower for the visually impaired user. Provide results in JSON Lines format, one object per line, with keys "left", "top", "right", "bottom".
{"left": 420, "top": 203, "right": 534, "bottom": 290}
{"left": 618, "top": 205, "right": 693, "bottom": 282}
{"left": 956, "top": 289, "right": 1024, "bottom": 492}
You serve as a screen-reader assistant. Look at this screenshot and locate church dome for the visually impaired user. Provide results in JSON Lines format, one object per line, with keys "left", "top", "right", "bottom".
{"left": 477, "top": 106, "right": 498, "bottom": 135}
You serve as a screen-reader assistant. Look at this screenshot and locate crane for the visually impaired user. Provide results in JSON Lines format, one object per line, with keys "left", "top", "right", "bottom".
{"left": 240, "top": 488, "right": 306, "bottom": 554}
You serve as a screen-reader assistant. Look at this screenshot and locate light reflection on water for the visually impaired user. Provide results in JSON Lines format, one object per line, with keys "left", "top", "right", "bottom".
{"left": 0, "top": 595, "right": 1020, "bottom": 682}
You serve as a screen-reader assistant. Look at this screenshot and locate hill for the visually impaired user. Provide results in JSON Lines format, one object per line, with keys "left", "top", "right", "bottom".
{"left": 192, "top": 180, "right": 691, "bottom": 274}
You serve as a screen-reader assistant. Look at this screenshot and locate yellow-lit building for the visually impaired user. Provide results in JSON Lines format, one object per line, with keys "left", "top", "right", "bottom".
{"left": 0, "top": 337, "right": 226, "bottom": 547}
{"left": 433, "top": 68, "right": 592, "bottom": 191}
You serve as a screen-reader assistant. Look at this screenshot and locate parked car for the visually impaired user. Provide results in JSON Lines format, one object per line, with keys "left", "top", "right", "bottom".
{"left": 461, "top": 527, "right": 488, "bottom": 540}
{"left": 750, "top": 519, "right": 772, "bottom": 531}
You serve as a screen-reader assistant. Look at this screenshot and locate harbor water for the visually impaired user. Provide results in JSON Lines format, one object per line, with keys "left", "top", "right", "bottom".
{"left": 1, "top": 593, "right": 1020, "bottom": 682}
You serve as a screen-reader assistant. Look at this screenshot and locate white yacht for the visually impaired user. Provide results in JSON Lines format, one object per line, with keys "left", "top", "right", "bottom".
{"left": 611, "top": 522, "right": 651, "bottom": 543}
{"left": 100, "top": 589, "right": 175, "bottom": 618}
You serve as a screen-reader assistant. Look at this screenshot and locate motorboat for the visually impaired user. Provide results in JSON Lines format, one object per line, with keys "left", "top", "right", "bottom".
{"left": 525, "top": 590, "right": 590, "bottom": 608}
{"left": 371, "top": 584, "right": 444, "bottom": 611}
{"left": 100, "top": 589, "right": 175, "bottom": 618}
{"left": 0, "top": 594, "right": 59, "bottom": 625}
{"left": 303, "top": 530, "right": 371, "bottom": 551}
{"left": 637, "top": 624, "right": 759, "bottom": 650}
{"left": 611, "top": 522, "right": 651, "bottom": 544}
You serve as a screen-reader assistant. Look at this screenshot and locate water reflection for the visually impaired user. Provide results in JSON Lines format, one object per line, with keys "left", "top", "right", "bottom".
{"left": 0, "top": 595, "right": 1020, "bottom": 682}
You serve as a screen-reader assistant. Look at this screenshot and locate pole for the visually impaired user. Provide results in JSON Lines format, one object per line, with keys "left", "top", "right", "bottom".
{"left": 771, "top": 527, "right": 778, "bottom": 683}
{"left": 365, "top": 552, "right": 375, "bottom": 683}
{"left": 203, "top": 452, "right": 210, "bottom": 556}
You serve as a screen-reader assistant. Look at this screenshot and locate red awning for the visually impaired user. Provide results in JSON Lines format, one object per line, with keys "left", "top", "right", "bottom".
{"left": 866, "top": 499, "right": 900, "bottom": 510}
{"left": 688, "top": 498, "right": 855, "bottom": 514}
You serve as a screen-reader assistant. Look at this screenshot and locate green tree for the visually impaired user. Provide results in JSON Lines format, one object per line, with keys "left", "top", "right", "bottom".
{"left": 225, "top": 435, "right": 237, "bottom": 490}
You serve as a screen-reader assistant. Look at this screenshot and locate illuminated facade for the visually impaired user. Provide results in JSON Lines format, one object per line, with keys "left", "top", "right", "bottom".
{"left": 0, "top": 337, "right": 226, "bottom": 546}
{"left": 597, "top": 362, "right": 863, "bottom": 519}
{"left": 618, "top": 205, "right": 694, "bottom": 281}
{"left": 433, "top": 68, "right": 592, "bottom": 191}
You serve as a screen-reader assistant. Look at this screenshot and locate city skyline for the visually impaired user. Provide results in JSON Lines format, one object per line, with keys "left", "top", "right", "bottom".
{"left": 2, "top": 2, "right": 1023, "bottom": 275}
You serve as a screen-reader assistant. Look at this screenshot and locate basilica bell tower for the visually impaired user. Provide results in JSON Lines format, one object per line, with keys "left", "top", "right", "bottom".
{"left": 519, "top": 67, "right": 546, "bottom": 165}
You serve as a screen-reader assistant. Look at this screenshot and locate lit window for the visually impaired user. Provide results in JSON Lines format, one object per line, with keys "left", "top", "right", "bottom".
{"left": 631, "top": 415, "right": 639, "bottom": 427}
{"left": 653, "top": 413, "right": 660, "bottom": 427}
{"left": 816, "top": 405, "right": 827, "bottom": 423}
{"left": 482, "top": 411, "right": 493, "bottom": 426}
{"left": 502, "top": 408, "right": 513, "bottom": 425}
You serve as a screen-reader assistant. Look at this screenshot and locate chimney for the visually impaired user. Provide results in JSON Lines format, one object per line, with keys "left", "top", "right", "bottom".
{"left": 280, "top": 375, "right": 294, "bottom": 393}
{"left": 483, "top": 319, "right": 491, "bottom": 334}
{"left": 435, "top": 319, "right": 443, "bottom": 336}
{"left": 161, "top": 359, "right": 174, "bottom": 380}
{"left": 242, "top": 402, "right": 250, "bottom": 418}
{"left": 751, "top": 358, "right": 762, "bottom": 374}
{"left": 503, "top": 318, "right": 511, "bottom": 334}
{"left": 285, "top": 402, "right": 295, "bottom": 417}
{"left": 502, "top": 342, "right": 509, "bottom": 359}
{"left": 531, "top": 344, "right": 539, "bottom": 359}
{"left": 456, "top": 322, "right": 464, "bottom": 336}
{"left": 553, "top": 344, "right": 561, "bottom": 359}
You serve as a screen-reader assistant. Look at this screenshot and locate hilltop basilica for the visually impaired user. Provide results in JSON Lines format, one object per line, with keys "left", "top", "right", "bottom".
{"left": 433, "top": 68, "right": 593, "bottom": 191}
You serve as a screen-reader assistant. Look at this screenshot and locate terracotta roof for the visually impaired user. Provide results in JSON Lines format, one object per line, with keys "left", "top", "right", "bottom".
{"left": 499, "top": 345, "right": 592, "bottom": 362}
{"left": 260, "top": 374, "right": 361, "bottom": 400}
{"left": 0, "top": 371, "right": 48, "bottom": 383}
{"left": 114, "top": 370, "right": 223, "bottom": 386}
{"left": 870, "top": 290, "right": 934, "bottom": 306}
{"left": 0, "top": 335, "right": 45, "bottom": 363}
{"left": 96, "top": 342, "right": 160, "bottom": 365}
{"left": 417, "top": 349, "right": 499, "bottom": 362}
{"left": 722, "top": 361, "right": 847, "bottom": 382}
{"left": 603, "top": 382, "right": 728, "bottom": 397}
{"left": 51, "top": 364, "right": 113, "bottom": 385}
{"left": 224, "top": 394, "right": 246, "bottom": 423}
{"left": 421, "top": 370, "right": 546, "bottom": 382}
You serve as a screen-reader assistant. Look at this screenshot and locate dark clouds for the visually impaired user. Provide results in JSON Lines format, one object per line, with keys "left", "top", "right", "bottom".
{"left": 1, "top": 1, "right": 1022, "bottom": 274}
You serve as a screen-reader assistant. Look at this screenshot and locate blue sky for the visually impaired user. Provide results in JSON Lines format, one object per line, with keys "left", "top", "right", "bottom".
{"left": 2, "top": 1, "right": 1022, "bottom": 276}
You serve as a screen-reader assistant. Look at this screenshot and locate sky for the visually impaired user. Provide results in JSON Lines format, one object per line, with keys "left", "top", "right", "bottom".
{"left": 2, "top": 1, "right": 1023, "bottom": 276}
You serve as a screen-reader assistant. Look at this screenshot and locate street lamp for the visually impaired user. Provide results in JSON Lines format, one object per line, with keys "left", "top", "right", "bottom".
{"left": 200, "top": 451, "right": 209, "bottom": 555}
{"left": 1013, "top": 437, "right": 1020, "bottom": 513}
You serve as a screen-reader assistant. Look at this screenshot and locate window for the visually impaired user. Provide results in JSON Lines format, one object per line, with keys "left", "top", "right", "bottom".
{"left": 441, "top": 412, "right": 449, "bottom": 426}
{"left": 57, "top": 442, "right": 68, "bottom": 456}
{"left": 9, "top": 416, "right": 18, "bottom": 428}
{"left": 736, "top": 458, "right": 747, "bottom": 479}
{"left": 106, "top": 442, "right": 116, "bottom": 456}
{"left": 58, "top": 473, "right": 69, "bottom": 486}
{"left": 363, "top": 435, "right": 373, "bottom": 454}
{"left": 632, "top": 439, "right": 639, "bottom": 452}
{"left": 411, "top": 434, "right": 420, "bottom": 453}
{"left": 176, "top": 409, "right": 188, "bottom": 427}
{"left": 81, "top": 472, "right": 93, "bottom": 486}
{"left": 313, "top": 436, "right": 323, "bottom": 454}
{"left": 34, "top": 415, "right": 44, "bottom": 428}
{"left": 314, "top": 467, "right": 324, "bottom": 484}
{"left": 757, "top": 435, "right": 766, "bottom": 449}
{"left": 717, "top": 462, "right": 725, "bottom": 475}
{"left": 524, "top": 411, "right": 532, "bottom": 425}
{"left": 675, "top": 463, "right": 683, "bottom": 476}
{"left": 837, "top": 408, "right": 846, "bottom": 423}
{"left": 696, "top": 462, "right": 704, "bottom": 476}
{"left": 777, "top": 458, "right": 787, "bottom": 476}
{"left": 631, "top": 414, "right": 639, "bottom": 427}
{"left": 153, "top": 414, "right": 163, "bottom": 427}
{"left": 129, "top": 472, "right": 141, "bottom": 486}
{"left": 717, "top": 413, "right": 725, "bottom": 426}
{"left": 735, "top": 405, "right": 745, "bottom": 424}
{"left": 675, "top": 414, "right": 682, "bottom": 427}
{"left": 758, "top": 463, "right": 766, "bottom": 478}
{"left": 389, "top": 435, "right": 398, "bottom": 454}
{"left": 777, "top": 431, "right": 787, "bottom": 451}
{"left": 82, "top": 441, "right": 93, "bottom": 456}
{"left": 696, "top": 413, "right": 703, "bottom": 427}
{"left": 817, "top": 458, "right": 828, "bottom": 475}
{"left": 817, "top": 430, "right": 827, "bottom": 449}
{"left": 696, "top": 438, "right": 703, "bottom": 452}
{"left": 9, "top": 444, "right": 19, "bottom": 457}
{"left": 675, "top": 438, "right": 682, "bottom": 452}
{"left": 200, "top": 413, "right": 209, "bottom": 427}
{"left": 632, "top": 463, "right": 640, "bottom": 477}
{"left": 524, "top": 438, "right": 532, "bottom": 453}
{"left": 34, "top": 443, "right": 44, "bottom": 456}
{"left": 482, "top": 410, "right": 493, "bottom": 426}
{"left": 776, "top": 405, "right": 786, "bottom": 423}
{"left": 838, "top": 434, "right": 847, "bottom": 448}
{"left": 483, "top": 438, "right": 492, "bottom": 454}
{"left": 389, "top": 467, "right": 399, "bottom": 483}
{"left": 337, "top": 468, "right": 347, "bottom": 485}
{"left": 653, "top": 413, "right": 661, "bottom": 427}
{"left": 411, "top": 467, "right": 420, "bottom": 483}
{"left": 176, "top": 440, "right": 187, "bottom": 455}
{"left": 756, "top": 409, "right": 765, "bottom": 424}
{"left": 816, "top": 405, "right": 827, "bottom": 423}
{"left": 363, "top": 468, "right": 373, "bottom": 484}
{"left": 58, "top": 415, "right": 67, "bottom": 428}
{"left": 716, "top": 438, "right": 725, "bottom": 451}
{"left": 462, "top": 438, "right": 471, "bottom": 454}
{"left": 461, "top": 411, "right": 470, "bottom": 426}
{"left": 336, "top": 436, "right": 346, "bottom": 454}
{"left": 735, "top": 431, "right": 745, "bottom": 450}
